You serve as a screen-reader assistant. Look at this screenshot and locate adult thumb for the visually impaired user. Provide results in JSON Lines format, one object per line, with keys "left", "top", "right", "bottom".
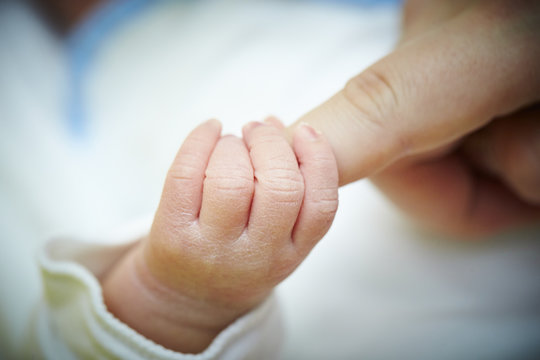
{"left": 289, "top": 1, "right": 540, "bottom": 186}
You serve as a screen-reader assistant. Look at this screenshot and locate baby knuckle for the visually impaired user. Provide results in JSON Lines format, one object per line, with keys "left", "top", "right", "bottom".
{"left": 248, "top": 135, "right": 281, "bottom": 154}
{"left": 185, "top": 133, "right": 212, "bottom": 148}
{"left": 311, "top": 192, "right": 339, "bottom": 217}
{"left": 168, "top": 158, "right": 201, "bottom": 184}
{"left": 310, "top": 155, "right": 339, "bottom": 177}
{"left": 205, "top": 173, "right": 254, "bottom": 196}
{"left": 265, "top": 181, "right": 304, "bottom": 202}
{"left": 258, "top": 168, "right": 304, "bottom": 196}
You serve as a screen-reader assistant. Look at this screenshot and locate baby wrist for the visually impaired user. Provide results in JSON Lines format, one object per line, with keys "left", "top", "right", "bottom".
{"left": 102, "top": 242, "right": 245, "bottom": 353}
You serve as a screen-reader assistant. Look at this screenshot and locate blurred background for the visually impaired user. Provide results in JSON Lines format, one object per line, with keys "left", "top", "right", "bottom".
{"left": 1, "top": 0, "right": 540, "bottom": 359}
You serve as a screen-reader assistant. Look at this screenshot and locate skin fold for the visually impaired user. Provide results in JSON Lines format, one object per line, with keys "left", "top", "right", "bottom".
{"left": 103, "top": 120, "right": 339, "bottom": 353}
{"left": 290, "top": 0, "right": 540, "bottom": 236}
{"left": 35, "top": 0, "right": 540, "bottom": 353}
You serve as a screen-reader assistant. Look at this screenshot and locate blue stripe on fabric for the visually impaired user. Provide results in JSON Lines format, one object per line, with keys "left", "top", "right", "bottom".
{"left": 65, "top": 0, "right": 399, "bottom": 138}
{"left": 316, "top": 0, "right": 401, "bottom": 6}
{"left": 65, "top": 0, "right": 153, "bottom": 138}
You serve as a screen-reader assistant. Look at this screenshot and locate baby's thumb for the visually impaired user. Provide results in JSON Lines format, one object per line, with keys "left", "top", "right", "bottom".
{"left": 289, "top": 1, "right": 540, "bottom": 186}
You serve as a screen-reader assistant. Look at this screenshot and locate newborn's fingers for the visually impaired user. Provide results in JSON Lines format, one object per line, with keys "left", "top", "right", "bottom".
{"left": 199, "top": 135, "right": 254, "bottom": 241}
{"left": 291, "top": 124, "right": 339, "bottom": 255}
{"left": 243, "top": 122, "right": 304, "bottom": 244}
{"left": 159, "top": 119, "right": 222, "bottom": 224}
{"left": 263, "top": 116, "right": 286, "bottom": 130}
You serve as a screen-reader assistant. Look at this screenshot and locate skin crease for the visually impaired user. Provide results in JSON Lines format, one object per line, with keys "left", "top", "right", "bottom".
{"left": 104, "top": 119, "right": 339, "bottom": 353}
{"left": 37, "top": 0, "right": 540, "bottom": 354}
{"left": 289, "top": 0, "right": 540, "bottom": 237}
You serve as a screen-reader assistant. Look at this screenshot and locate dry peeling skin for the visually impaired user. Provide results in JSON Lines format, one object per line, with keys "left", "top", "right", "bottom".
{"left": 144, "top": 119, "right": 338, "bottom": 311}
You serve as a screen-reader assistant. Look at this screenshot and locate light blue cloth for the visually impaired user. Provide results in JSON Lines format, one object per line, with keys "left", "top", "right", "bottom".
{"left": 65, "top": 0, "right": 401, "bottom": 138}
{"left": 66, "top": 0, "right": 154, "bottom": 137}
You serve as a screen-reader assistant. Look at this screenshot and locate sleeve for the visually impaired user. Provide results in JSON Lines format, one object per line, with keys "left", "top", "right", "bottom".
{"left": 28, "top": 230, "right": 284, "bottom": 360}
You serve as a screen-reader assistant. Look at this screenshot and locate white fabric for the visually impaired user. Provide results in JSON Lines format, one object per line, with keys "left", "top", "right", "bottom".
{"left": 33, "top": 234, "right": 281, "bottom": 360}
{"left": 1, "top": 0, "right": 540, "bottom": 359}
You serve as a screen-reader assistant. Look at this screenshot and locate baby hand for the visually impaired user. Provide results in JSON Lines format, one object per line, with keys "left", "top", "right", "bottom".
{"left": 147, "top": 119, "right": 338, "bottom": 309}
{"left": 104, "top": 118, "right": 338, "bottom": 353}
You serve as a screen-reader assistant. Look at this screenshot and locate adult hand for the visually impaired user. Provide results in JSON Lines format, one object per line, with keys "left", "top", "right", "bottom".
{"left": 289, "top": 0, "right": 540, "bottom": 236}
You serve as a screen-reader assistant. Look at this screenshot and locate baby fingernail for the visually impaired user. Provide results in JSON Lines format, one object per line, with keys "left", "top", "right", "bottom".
{"left": 264, "top": 116, "right": 283, "bottom": 129}
{"left": 243, "top": 121, "right": 263, "bottom": 133}
{"left": 298, "top": 122, "right": 321, "bottom": 141}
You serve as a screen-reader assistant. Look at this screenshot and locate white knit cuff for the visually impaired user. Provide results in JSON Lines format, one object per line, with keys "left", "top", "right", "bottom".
{"left": 34, "top": 233, "right": 283, "bottom": 359}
